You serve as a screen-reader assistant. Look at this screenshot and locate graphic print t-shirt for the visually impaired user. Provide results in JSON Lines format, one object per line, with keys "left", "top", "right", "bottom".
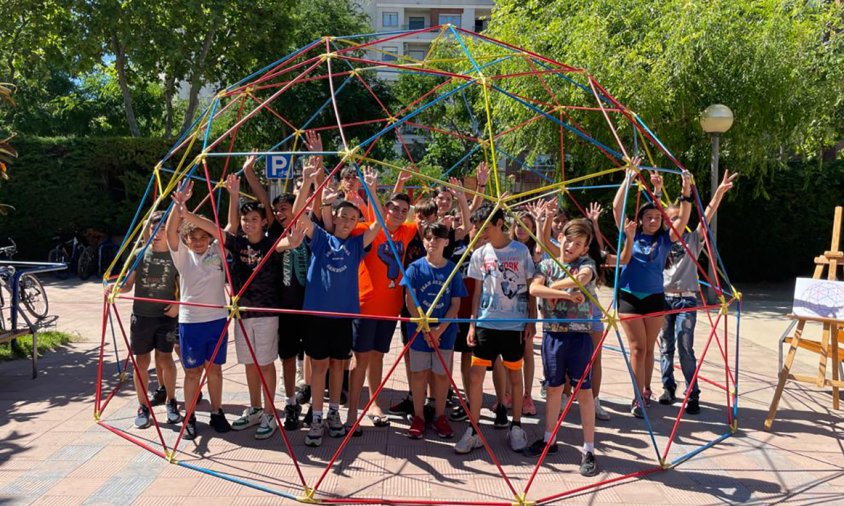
{"left": 224, "top": 233, "right": 279, "bottom": 317}
{"left": 268, "top": 222, "right": 309, "bottom": 310}
{"left": 303, "top": 224, "right": 365, "bottom": 316}
{"left": 133, "top": 249, "right": 178, "bottom": 318}
{"left": 401, "top": 258, "right": 468, "bottom": 351}
{"left": 467, "top": 240, "right": 535, "bottom": 331}
{"left": 536, "top": 256, "right": 597, "bottom": 333}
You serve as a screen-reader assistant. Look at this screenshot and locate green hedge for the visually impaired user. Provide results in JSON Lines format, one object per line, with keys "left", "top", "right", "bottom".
{"left": 1, "top": 136, "right": 842, "bottom": 282}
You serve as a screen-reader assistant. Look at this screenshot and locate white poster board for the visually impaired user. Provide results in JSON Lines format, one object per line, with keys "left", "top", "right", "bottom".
{"left": 793, "top": 277, "right": 844, "bottom": 319}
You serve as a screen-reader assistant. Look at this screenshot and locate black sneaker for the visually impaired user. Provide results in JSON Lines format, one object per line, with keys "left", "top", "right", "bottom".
{"left": 149, "top": 386, "right": 167, "bottom": 407}
{"left": 303, "top": 405, "right": 313, "bottom": 426}
{"left": 423, "top": 400, "right": 435, "bottom": 423}
{"left": 446, "top": 388, "right": 455, "bottom": 407}
{"left": 493, "top": 403, "right": 509, "bottom": 428}
{"left": 523, "top": 438, "right": 558, "bottom": 457}
{"left": 686, "top": 399, "right": 701, "bottom": 415}
{"left": 183, "top": 415, "right": 198, "bottom": 441}
{"left": 388, "top": 396, "right": 414, "bottom": 416}
{"left": 449, "top": 404, "right": 468, "bottom": 422}
{"left": 295, "top": 385, "right": 311, "bottom": 405}
{"left": 658, "top": 387, "right": 676, "bottom": 405}
{"left": 580, "top": 451, "right": 598, "bottom": 477}
{"left": 210, "top": 409, "right": 232, "bottom": 433}
{"left": 284, "top": 404, "right": 301, "bottom": 431}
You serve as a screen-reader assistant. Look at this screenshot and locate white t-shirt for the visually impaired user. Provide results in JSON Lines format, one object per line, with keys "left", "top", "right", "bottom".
{"left": 169, "top": 241, "right": 228, "bottom": 323}
{"left": 468, "top": 240, "right": 535, "bottom": 331}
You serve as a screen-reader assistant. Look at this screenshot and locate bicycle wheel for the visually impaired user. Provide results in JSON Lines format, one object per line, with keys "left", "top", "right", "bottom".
{"left": 78, "top": 247, "right": 95, "bottom": 280}
{"left": 47, "top": 248, "right": 69, "bottom": 280}
{"left": 20, "top": 274, "right": 48, "bottom": 320}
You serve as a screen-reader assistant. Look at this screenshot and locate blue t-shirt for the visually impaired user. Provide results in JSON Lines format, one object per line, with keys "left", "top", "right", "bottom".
{"left": 401, "top": 258, "right": 468, "bottom": 351}
{"left": 303, "top": 225, "right": 366, "bottom": 316}
{"left": 619, "top": 228, "right": 672, "bottom": 295}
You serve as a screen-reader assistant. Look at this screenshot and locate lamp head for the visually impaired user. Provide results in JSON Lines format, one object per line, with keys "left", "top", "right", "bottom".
{"left": 700, "top": 104, "right": 734, "bottom": 134}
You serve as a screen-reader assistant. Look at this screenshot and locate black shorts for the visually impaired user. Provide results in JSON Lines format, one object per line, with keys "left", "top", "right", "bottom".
{"left": 130, "top": 315, "right": 178, "bottom": 355}
{"left": 472, "top": 327, "right": 524, "bottom": 370}
{"left": 454, "top": 322, "right": 472, "bottom": 353}
{"left": 305, "top": 316, "right": 353, "bottom": 361}
{"left": 352, "top": 318, "right": 397, "bottom": 354}
{"left": 399, "top": 306, "right": 411, "bottom": 345}
{"left": 618, "top": 291, "right": 666, "bottom": 316}
{"left": 278, "top": 312, "right": 307, "bottom": 360}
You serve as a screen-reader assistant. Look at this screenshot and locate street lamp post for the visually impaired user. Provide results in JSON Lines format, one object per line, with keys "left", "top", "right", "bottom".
{"left": 699, "top": 104, "right": 734, "bottom": 301}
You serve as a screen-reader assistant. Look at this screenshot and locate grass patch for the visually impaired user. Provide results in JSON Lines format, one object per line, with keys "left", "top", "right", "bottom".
{"left": 0, "top": 330, "right": 76, "bottom": 361}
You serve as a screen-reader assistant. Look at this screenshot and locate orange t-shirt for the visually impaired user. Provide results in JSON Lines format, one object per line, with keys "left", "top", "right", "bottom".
{"left": 352, "top": 222, "right": 418, "bottom": 316}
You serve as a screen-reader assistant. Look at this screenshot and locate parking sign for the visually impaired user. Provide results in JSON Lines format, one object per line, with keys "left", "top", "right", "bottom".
{"left": 266, "top": 154, "right": 293, "bottom": 179}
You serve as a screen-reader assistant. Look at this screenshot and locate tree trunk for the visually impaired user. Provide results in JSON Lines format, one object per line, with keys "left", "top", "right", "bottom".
{"left": 111, "top": 32, "right": 141, "bottom": 137}
{"left": 163, "top": 71, "right": 176, "bottom": 139}
{"left": 179, "top": 24, "right": 216, "bottom": 137}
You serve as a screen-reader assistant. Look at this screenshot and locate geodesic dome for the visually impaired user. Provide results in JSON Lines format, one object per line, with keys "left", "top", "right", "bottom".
{"left": 95, "top": 24, "right": 741, "bottom": 505}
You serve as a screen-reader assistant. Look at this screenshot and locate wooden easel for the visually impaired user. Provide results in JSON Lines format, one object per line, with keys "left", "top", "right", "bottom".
{"left": 764, "top": 207, "right": 844, "bottom": 430}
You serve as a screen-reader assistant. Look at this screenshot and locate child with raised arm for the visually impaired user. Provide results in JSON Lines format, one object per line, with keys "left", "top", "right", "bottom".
{"left": 276, "top": 161, "right": 383, "bottom": 447}
{"left": 527, "top": 218, "right": 598, "bottom": 476}
{"left": 165, "top": 181, "right": 232, "bottom": 440}
{"left": 401, "top": 222, "right": 468, "bottom": 439}
{"left": 613, "top": 162, "right": 693, "bottom": 418}
{"left": 657, "top": 170, "right": 737, "bottom": 414}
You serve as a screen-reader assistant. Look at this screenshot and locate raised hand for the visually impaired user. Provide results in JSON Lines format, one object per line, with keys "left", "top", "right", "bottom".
{"left": 448, "top": 176, "right": 464, "bottom": 197}
{"left": 322, "top": 180, "right": 340, "bottom": 204}
{"left": 716, "top": 169, "right": 737, "bottom": 196}
{"left": 302, "top": 156, "right": 321, "bottom": 180}
{"left": 542, "top": 198, "right": 557, "bottom": 219}
{"left": 396, "top": 168, "right": 412, "bottom": 186}
{"left": 476, "top": 161, "right": 490, "bottom": 186}
{"left": 681, "top": 169, "right": 693, "bottom": 195}
{"left": 363, "top": 165, "right": 379, "bottom": 187}
{"left": 304, "top": 130, "right": 323, "bottom": 152}
{"left": 441, "top": 214, "right": 455, "bottom": 230}
{"left": 586, "top": 202, "right": 603, "bottom": 222}
{"left": 623, "top": 217, "right": 637, "bottom": 237}
{"left": 649, "top": 170, "right": 663, "bottom": 193}
{"left": 286, "top": 218, "right": 308, "bottom": 248}
{"left": 224, "top": 173, "right": 240, "bottom": 196}
{"left": 171, "top": 180, "right": 194, "bottom": 215}
{"left": 242, "top": 152, "right": 257, "bottom": 171}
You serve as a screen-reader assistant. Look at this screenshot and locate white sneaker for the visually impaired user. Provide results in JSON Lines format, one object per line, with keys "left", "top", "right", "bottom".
{"left": 507, "top": 425, "right": 528, "bottom": 452}
{"left": 231, "top": 407, "right": 263, "bottom": 431}
{"left": 454, "top": 428, "right": 483, "bottom": 454}
{"left": 595, "top": 398, "right": 611, "bottom": 421}
{"left": 295, "top": 358, "right": 306, "bottom": 390}
{"left": 327, "top": 409, "right": 346, "bottom": 438}
{"left": 305, "top": 418, "right": 324, "bottom": 447}
{"left": 254, "top": 412, "right": 278, "bottom": 440}
{"left": 539, "top": 381, "right": 547, "bottom": 400}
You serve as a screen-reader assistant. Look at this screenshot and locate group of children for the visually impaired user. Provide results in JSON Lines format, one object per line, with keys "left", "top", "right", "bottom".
{"left": 121, "top": 138, "right": 735, "bottom": 478}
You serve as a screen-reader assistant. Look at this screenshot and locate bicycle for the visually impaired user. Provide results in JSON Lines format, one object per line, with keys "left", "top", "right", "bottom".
{"left": 47, "top": 230, "right": 84, "bottom": 280}
{"left": 0, "top": 239, "right": 49, "bottom": 321}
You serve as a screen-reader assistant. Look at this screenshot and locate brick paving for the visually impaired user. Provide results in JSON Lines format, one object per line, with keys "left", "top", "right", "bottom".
{"left": 0, "top": 279, "right": 842, "bottom": 505}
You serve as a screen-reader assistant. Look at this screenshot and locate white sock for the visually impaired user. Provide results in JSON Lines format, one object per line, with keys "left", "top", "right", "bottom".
{"left": 286, "top": 397, "right": 297, "bottom": 406}
{"left": 328, "top": 403, "right": 339, "bottom": 412}
{"left": 544, "top": 431, "right": 555, "bottom": 444}
{"left": 583, "top": 442, "right": 594, "bottom": 454}
{"left": 313, "top": 411, "right": 323, "bottom": 422}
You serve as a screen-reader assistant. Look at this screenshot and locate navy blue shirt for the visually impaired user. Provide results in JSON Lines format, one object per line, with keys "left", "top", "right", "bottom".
{"left": 303, "top": 225, "right": 365, "bottom": 316}
{"left": 401, "top": 258, "right": 468, "bottom": 351}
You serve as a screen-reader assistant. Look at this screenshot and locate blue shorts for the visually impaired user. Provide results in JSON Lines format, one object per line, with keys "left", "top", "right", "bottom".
{"left": 591, "top": 302, "right": 604, "bottom": 333}
{"left": 352, "top": 318, "right": 397, "bottom": 354}
{"left": 179, "top": 318, "right": 229, "bottom": 369}
{"left": 542, "top": 331, "right": 592, "bottom": 389}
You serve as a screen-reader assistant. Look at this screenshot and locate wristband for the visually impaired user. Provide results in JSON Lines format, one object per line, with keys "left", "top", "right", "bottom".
{"left": 679, "top": 194, "right": 693, "bottom": 203}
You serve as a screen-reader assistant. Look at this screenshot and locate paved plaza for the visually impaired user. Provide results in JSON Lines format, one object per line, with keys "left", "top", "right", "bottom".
{"left": 0, "top": 280, "right": 842, "bottom": 505}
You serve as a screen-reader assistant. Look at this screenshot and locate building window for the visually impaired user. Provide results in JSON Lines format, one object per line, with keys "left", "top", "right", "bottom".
{"left": 382, "top": 12, "right": 399, "bottom": 27}
{"left": 474, "top": 18, "right": 488, "bottom": 32}
{"left": 438, "top": 14, "right": 462, "bottom": 27}
{"left": 382, "top": 46, "right": 398, "bottom": 62}
{"left": 407, "top": 49, "right": 426, "bottom": 61}
{"left": 408, "top": 16, "right": 425, "bottom": 30}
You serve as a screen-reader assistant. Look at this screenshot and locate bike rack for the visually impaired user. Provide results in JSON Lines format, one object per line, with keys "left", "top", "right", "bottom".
{"left": 0, "top": 261, "right": 67, "bottom": 378}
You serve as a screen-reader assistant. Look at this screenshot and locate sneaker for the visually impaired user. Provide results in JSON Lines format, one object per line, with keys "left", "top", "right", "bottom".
{"left": 686, "top": 399, "right": 701, "bottom": 415}
{"left": 523, "top": 438, "right": 558, "bottom": 457}
{"left": 327, "top": 409, "right": 346, "bottom": 437}
{"left": 283, "top": 404, "right": 301, "bottom": 431}
{"left": 522, "top": 395, "right": 537, "bottom": 416}
{"left": 434, "top": 415, "right": 454, "bottom": 439}
{"left": 643, "top": 387, "right": 653, "bottom": 408}
{"left": 539, "top": 380, "right": 547, "bottom": 400}
{"left": 295, "top": 385, "right": 311, "bottom": 405}
{"left": 507, "top": 424, "right": 528, "bottom": 452}
{"left": 659, "top": 387, "right": 676, "bottom": 405}
{"left": 594, "top": 398, "right": 611, "bottom": 422}
{"left": 303, "top": 405, "right": 313, "bottom": 426}
{"left": 183, "top": 415, "right": 198, "bottom": 440}
{"left": 388, "top": 396, "right": 414, "bottom": 416}
{"left": 449, "top": 404, "right": 468, "bottom": 422}
{"left": 580, "top": 451, "right": 598, "bottom": 477}
{"left": 493, "top": 403, "right": 509, "bottom": 428}
{"left": 295, "top": 360, "right": 305, "bottom": 389}
{"left": 408, "top": 416, "right": 425, "bottom": 439}
{"left": 166, "top": 399, "right": 182, "bottom": 424}
{"left": 134, "top": 405, "right": 151, "bottom": 429}
{"left": 454, "top": 428, "right": 482, "bottom": 454}
{"left": 305, "top": 418, "right": 324, "bottom": 447}
{"left": 502, "top": 393, "right": 512, "bottom": 410}
{"left": 423, "top": 400, "right": 435, "bottom": 423}
{"left": 446, "top": 388, "right": 455, "bottom": 407}
{"left": 231, "top": 407, "right": 263, "bottom": 431}
{"left": 149, "top": 386, "right": 167, "bottom": 407}
{"left": 255, "top": 412, "right": 277, "bottom": 440}
{"left": 630, "top": 399, "right": 644, "bottom": 419}
{"left": 210, "top": 410, "right": 232, "bottom": 433}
